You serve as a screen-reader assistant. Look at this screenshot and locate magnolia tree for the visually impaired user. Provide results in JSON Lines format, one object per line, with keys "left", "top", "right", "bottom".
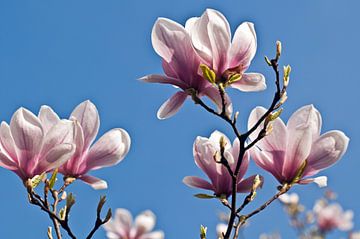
{"left": 0, "top": 8, "right": 356, "bottom": 239}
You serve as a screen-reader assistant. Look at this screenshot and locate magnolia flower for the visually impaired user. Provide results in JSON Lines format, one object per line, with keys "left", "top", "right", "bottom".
{"left": 186, "top": 9, "right": 266, "bottom": 91}
{"left": 41, "top": 100, "right": 131, "bottom": 190}
{"left": 350, "top": 232, "right": 360, "bottom": 239}
{"left": 103, "top": 208, "right": 164, "bottom": 239}
{"left": 183, "top": 131, "right": 263, "bottom": 198}
{"left": 0, "top": 107, "right": 75, "bottom": 182}
{"left": 313, "top": 200, "right": 353, "bottom": 232}
{"left": 248, "top": 105, "right": 349, "bottom": 187}
{"left": 278, "top": 193, "right": 299, "bottom": 205}
{"left": 141, "top": 17, "right": 232, "bottom": 120}
{"left": 216, "top": 223, "right": 227, "bottom": 239}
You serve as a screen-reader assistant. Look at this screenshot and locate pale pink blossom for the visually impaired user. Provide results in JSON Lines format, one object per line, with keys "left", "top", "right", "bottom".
{"left": 183, "top": 131, "right": 263, "bottom": 198}
{"left": 313, "top": 200, "right": 353, "bottom": 232}
{"left": 0, "top": 107, "right": 75, "bottom": 182}
{"left": 41, "top": 100, "right": 131, "bottom": 189}
{"left": 103, "top": 208, "right": 164, "bottom": 239}
{"left": 248, "top": 105, "right": 349, "bottom": 187}
{"left": 278, "top": 193, "right": 299, "bottom": 205}
{"left": 141, "top": 17, "right": 232, "bottom": 119}
{"left": 186, "top": 9, "right": 266, "bottom": 92}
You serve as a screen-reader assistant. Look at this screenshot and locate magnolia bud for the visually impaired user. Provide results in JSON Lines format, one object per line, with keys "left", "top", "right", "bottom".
{"left": 200, "top": 225, "right": 207, "bottom": 239}
{"left": 276, "top": 40, "right": 282, "bottom": 59}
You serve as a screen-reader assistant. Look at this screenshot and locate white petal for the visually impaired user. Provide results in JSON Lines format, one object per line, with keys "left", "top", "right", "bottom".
{"left": 157, "top": 91, "right": 188, "bottom": 120}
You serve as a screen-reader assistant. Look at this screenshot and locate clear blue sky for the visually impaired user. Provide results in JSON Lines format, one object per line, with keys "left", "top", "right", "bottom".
{"left": 0, "top": 0, "right": 359, "bottom": 238}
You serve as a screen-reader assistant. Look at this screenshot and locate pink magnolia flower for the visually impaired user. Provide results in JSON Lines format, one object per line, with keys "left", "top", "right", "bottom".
{"left": 141, "top": 17, "right": 232, "bottom": 119}
{"left": 0, "top": 107, "right": 75, "bottom": 182}
{"left": 41, "top": 100, "right": 131, "bottom": 189}
{"left": 103, "top": 208, "right": 164, "bottom": 239}
{"left": 186, "top": 9, "right": 266, "bottom": 92}
{"left": 183, "top": 131, "right": 263, "bottom": 198}
{"left": 313, "top": 200, "right": 353, "bottom": 232}
{"left": 248, "top": 105, "right": 349, "bottom": 187}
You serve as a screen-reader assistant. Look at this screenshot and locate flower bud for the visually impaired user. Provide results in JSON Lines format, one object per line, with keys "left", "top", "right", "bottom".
{"left": 276, "top": 40, "right": 282, "bottom": 59}
{"left": 200, "top": 225, "right": 207, "bottom": 239}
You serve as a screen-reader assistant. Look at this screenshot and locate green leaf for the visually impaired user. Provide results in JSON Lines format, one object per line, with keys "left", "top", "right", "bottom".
{"left": 48, "top": 169, "right": 58, "bottom": 189}
{"left": 31, "top": 173, "right": 46, "bottom": 188}
{"left": 200, "top": 64, "right": 216, "bottom": 84}
{"left": 194, "top": 193, "right": 216, "bottom": 199}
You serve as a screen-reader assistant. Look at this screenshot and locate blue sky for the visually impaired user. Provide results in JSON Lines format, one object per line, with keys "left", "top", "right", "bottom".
{"left": 0, "top": 0, "right": 359, "bottom": 238}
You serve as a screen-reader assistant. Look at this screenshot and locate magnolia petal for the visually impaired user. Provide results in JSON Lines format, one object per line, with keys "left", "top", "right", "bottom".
{"left": 185, "top": 17, "right": 198, "bottom": 32}
{"left": 39, "top": 143, "right": 75, "bottom": 173}
{"left": 139, "top": 74, "right": 188, "bottom": 90}
{"left": 247, "top": 106, "right": 287, "bottom": 152}
{"left": 284, "top": 105, "right": 322, "bottom": 180}
{"left": 201, "top": 86, "right": 233, "bottom": 117}
{"left": 40, "top": 120, "right": 75, "bottom": 156}
{"left": 0, "top": 122, "right": 18, "bottom": 161}
{"left": 10, "top": 107, "right": 44, "bottom": 163}
{"left": 141, "top": 231, "right": 165, "bottom": 239}
{"left": 113, "top": 208, "right": 133, "bottom": 230}
{"left": 287, "top": 104, "right": 322, "bottom": 138}
{"left": 190, "top": 9, "right": 231, "bottom": 67}
{"left": 157, "top": 91, "right": 188, "bottom": 120}
{"left": 70, "top": 100, "right": 100, "bottom": 150}
{"left": 135, "top": 210, "right": 156, "bottom": 234}
{"left": 79, "top": 175, "right": 108, "bottom": 190}
{"left": 229, "top": 22, "right": 257, "bottom": 69}
{"left": 339, "top": 211, "right": 354, "bottom": 231}
{"left": 38, "top": 105, "right": 60, "bottom": 133}
{"left": 86, "top": 128, "right": 131, "bottom": 171}
{"left": 230, "top": 73, "right": 266, "bottom": 92}
{"left": 250, "top": 147, "right": 285, "bottom": 183}
{"left": 299, "top": 176, "right": 327, "bottom": 188}
{"left": 209, "top": 130, "right": 231, "bottom": 150}
{"left": 304, "top": 130, "right": 349, "bottom": 177}
{"left": 0, "top": 151, "right": 18, "bottom": 170}
{"left": 183, "top": 176, "right": 213, "bottom": 190}
{"left": 237, "top": 174, "right": 264, "bottom": 193}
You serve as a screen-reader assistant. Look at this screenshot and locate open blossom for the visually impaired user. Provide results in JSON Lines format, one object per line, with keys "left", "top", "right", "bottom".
{"left": 141, "top": 16, "right": 232, "bottom": 120}
{"left": 103, "top": 208, "right": 164, "bottom": 239}
{"left": 313, "top": 200, "right": 353, "bottom": 232}
{"left": 0, "top": 107, "right": 75, "bottom": 182}
{"left": 42, "top": 100, "right": 131, "bottom": 190}
{"left": 186, "top": 9, "right": 266, "bottom": 91}
{"left": 183, "top": 131, "right": 263, "bottom": 198}
{"left": 248, "top": 105, "right": 349, "bottom": 187}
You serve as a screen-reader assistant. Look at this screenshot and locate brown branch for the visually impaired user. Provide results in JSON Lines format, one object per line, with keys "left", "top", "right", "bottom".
{"left": 86, "top": 196, "right": 112, "bottom": 239}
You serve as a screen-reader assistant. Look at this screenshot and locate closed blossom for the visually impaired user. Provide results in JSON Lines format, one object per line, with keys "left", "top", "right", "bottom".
{"left": 183, "top": 131, "right": 263, "bottom": 198}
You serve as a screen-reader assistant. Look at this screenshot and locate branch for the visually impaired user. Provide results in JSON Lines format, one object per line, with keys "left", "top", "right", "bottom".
{"left": 85, "top": 196, "right": 112, "bottom": 239}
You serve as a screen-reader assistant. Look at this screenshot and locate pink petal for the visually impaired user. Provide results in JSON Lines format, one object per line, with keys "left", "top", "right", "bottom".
{"left": 237, "top": 174, "right": 264, "bottom": 193}
{"left": 248, "top": 106, "right": 288, "bottom": 152}
{"left": 304, "top": 130, "right": 349, "bottom": 177}
{"left": 38, "top": 105, "right": 60, "bottom": 134}
{"left": 201, "top": 86, "right": 233, "bottom": 117}
{"left": 183, "top": 176, "right": 213, "bottom": 190}
{"left": 0, "top": 151, "right": 18, "bottom": 171}
{"left": 229, "top": 22, "right": 257, "bottom": 70}
{"left": 70, "top": 100, "right": 100, "bottom": 150}
{"left": 151, "top": 18, "right": 200, "bottom": 82}
{"left": 141, "top": 231, "right": 165, "bottom": 239}
{"left": 86, "top": 128, "right": 131, "bottom": 171}
{"left": 135, "top": 210, "right": 156, "bottom": 234}
{"left": 230, "top": 73, "right": 266, "bottom": 92}
{"left": 250, "top": 147, "right": 285, "bottom": 183}
{"left": 190, "top": 9, "right": 231, "bottom": 71}
{"left": 10, "top": 107, "right": 44, "bottom": 167}
{"left": 38, "top": 143, "right": 75, "bottom": 173}
{"left": 139, "top": 74, "right": 188, "bottom": 90}
{"left": 103, "top": 208, "right": 132, "bottom": 238}
{"left": 40, "top": 120, "right": 75, "bottom": 156}
{"left": 79, "top": 174, "right": 108, "bottom": 190}
{"left": 0, "top": 122, "right": 18, "bottom": 161}
{"left": 157, "top": 91, "right": 188, "bottom": 120}
{"left": 299, "top": 176, "right": 327, "bottom": 188}
{"left": 284, "top": 105, "right": 322, "bottom": 180}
